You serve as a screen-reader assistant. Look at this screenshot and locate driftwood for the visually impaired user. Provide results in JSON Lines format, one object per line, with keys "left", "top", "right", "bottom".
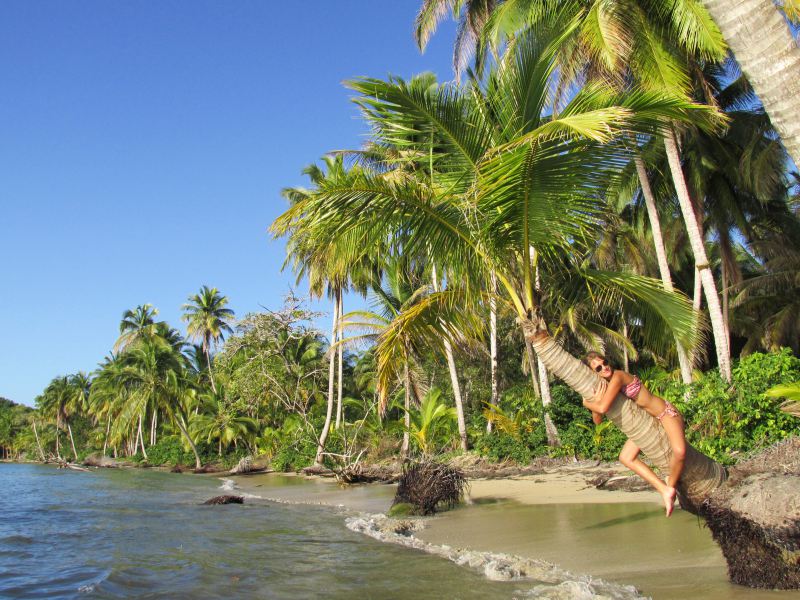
{"left": 203, "top": 495, "right": 244, "bottom": 505}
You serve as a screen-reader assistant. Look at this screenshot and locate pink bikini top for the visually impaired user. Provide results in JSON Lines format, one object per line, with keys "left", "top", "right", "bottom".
{"left": 622, "top": 376, "right": 642, "bottom": 399}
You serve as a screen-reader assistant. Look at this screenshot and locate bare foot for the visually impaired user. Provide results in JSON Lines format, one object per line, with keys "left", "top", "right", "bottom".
{"left": 662, "top": 486, "right": 677, "bottom": 517}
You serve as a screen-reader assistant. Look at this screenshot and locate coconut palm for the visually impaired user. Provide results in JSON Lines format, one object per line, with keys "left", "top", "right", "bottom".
{"left": 697, "top": 0, "right": 800, "bottom": 167}
{"left": 467, "top": 0, "right": 729, "bottom": 380}
{"left": 112, "top": 337, "right": 202, "bottom": 469}
{"left": 190, "top": 386, "right": 259, "bottom": 456}
{"left": 181, "top": 286, "right": 234, "bottom": 394}
{"left": 406, "top": 387, "right": 458, "bottom": 456}
{"left": 115, "top": 304, "right": 159, "bottom": 352}
{"left": 280, "top": 155, "right": 379, "bottom": 465}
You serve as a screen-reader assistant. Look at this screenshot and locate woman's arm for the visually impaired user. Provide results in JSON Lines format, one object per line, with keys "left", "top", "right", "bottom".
{"left": 583, "top": 372, "right": 625, "bottom": 415}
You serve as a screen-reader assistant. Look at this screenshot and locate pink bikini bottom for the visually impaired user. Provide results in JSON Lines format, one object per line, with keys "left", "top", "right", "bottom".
{"left": 656, "top": 401, "right": 680, "bottom": 421}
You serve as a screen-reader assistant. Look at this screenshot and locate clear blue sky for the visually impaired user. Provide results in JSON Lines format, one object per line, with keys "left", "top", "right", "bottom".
{"left": 0, "top": 1, "right": 456, "bottom": 406}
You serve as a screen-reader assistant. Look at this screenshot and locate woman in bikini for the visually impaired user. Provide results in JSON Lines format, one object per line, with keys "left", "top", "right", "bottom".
{"left": 583, "top": 352, "right": 686, "bottom": 517}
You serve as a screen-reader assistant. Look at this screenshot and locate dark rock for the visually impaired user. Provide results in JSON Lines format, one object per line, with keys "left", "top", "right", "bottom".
{"left": 203, "top": 495, "right": 244, "bottom": 505}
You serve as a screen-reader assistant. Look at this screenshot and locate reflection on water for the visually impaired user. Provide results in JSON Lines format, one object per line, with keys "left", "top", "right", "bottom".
{"left": 0, "top": 464, "right": 518, "bottom": 600}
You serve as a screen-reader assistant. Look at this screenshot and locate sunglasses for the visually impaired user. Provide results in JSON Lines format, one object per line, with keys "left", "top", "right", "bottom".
{"left": 594, "top": 360, "right": 609, "bottom": 373}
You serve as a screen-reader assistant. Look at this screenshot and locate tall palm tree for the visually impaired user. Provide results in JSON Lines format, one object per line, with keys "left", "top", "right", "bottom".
{"left": 698, "top": 0, "right": 800, "bottom": 167}
{"left": 280, "top": 156, "right": 377, "bottom": 465}
{"left": 181, "top": 286, "right": 234, "bottom": 394}
{"left": 115, "top": 304, "right": 159, "bottom": 352}
{"left": 468, "top": 0, "right": 729, "bottom": 379}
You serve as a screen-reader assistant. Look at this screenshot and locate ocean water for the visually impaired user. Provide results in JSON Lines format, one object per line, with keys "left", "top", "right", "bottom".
{"left": 1, "top": 463, "right": 603, "bottom": 600}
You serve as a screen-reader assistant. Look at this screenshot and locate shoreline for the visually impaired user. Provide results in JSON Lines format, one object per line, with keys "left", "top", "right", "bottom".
{"left": 230, "top": 465, "right": 795, "bottom": 600}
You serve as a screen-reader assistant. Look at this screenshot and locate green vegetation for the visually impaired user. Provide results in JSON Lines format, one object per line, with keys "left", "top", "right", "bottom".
{"left": 8, "top": 2, "right": 800, "bottom": 475}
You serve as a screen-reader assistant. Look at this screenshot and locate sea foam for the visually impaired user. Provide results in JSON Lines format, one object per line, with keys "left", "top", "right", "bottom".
{"left": 345, "top": 514, "right": 648, "bottom": 600}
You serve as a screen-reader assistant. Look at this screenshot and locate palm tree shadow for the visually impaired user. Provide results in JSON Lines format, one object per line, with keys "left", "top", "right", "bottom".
{"left": 584, "top": 509, "right": 662, "bottom": 530}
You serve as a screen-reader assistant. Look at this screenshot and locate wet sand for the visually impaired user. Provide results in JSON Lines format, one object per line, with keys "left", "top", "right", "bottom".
{"left": 233, "top": 469, "right": 799, "bottom": 599}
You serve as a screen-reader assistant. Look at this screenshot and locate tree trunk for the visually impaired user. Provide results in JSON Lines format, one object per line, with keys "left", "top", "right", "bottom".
{"left": 32, "top": 420, "right": 46, "bottom": 461}
{"left": 432, "top": 267, "right": 468, "bottom": 450}
{"left": 525, "top": 323, "right": 726, "bottom": 504}
{"left": 150, "top": 411, "right": 157, "bottom": 446}
{"left": 487, "top": 272, "right": 499, "bottom": 433}
{"left": 67, "top": 421, "right": 79, "bottom": 461}
{"left": 335, "top": 289, "right": 344, "bottom": 429}
{"left": 402, "top": 362, "right": 411, "bottom": 458}
{"left": 537, "top": 354, "right": 561, "bottom": 447}
{"left": 55, "top": 418, "right": 61, "bottom": 459}
{"left": 664, "top": 129, "right": 732, "bottom": 381}
{"left": 526, "top": 322, "right": 800, "bottom": 589}
{"left": 315, "top": 296, "right": 339, "bottom": 466}
{"left": 634, "top": 151, "right": 694, "bottom": 384}
{"left": 699, "top": 0, "right": 800, "bottom": 168}
{"left": 103, "top": 415, "right": 111, "bottom": 456}
{"left": 174, "top": 416, "right": 202, "bottom": 470}
{"left": 524, "top": 340, "right": 541, "bottom": 398}
{"left": 137, "top": 415, "right": 148, "bottom": 461}
{"left": 205, "top": 343, "right": 217, "bottom": 395}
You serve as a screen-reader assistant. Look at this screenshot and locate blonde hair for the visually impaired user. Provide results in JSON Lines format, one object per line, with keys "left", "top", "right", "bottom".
{"left": 583, "top": 351, "right": 605, "bottom": 367}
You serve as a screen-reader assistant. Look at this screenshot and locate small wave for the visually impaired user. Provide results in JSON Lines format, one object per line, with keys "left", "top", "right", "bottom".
{"left": 78, "top": 583, "right": 97, "bottom": 593}
{"left": 346, "top": 514, "right": 648, "bottom": 600}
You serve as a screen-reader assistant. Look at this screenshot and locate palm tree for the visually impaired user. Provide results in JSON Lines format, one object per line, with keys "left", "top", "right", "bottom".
{"left": 190, "top": 386, "right": 258, "bottom": 456}
{"left": 469, "top": 0, "right": 729, "bottom": 380}
{"left": 37, "top": 376, "right": 72, "bottom": 460}
{"left": 182, "top": 286, "right": 234, "bottom": 394}
{"left": 341, "top": 257, "right": 433, "bottom": 457}
{"left": 115, "top": 304, "right": 159, "bottom": 352}
{"left": 406, "top": 387, "right": 458, "bottom": 456}
{"left": 64, "top": 372, "right": 91, "bottom": 460}
{"left": 280, "top": 155, "right": 377, "bottom": 465}
{"left": 415, "top": 0, "right": 498, "bottom": 75}
{"left": 112, "top": 338, "right": 203, "bottom": 468}
{"left": 274, "top": 19, "right": 724, "bottom": 503}
{"left": 697, "top": 0, "right": 800, "bottom": 167}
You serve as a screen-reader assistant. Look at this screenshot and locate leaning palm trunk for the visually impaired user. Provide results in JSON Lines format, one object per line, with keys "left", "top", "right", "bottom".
{"left": 173, "top": 415, "right": 202, "bottom": 470}
{"left": 67, "top": 422, "right": 79, "bottom": 461}
{"left": 664, "top": 129, "right": 731, "bottom": 381}
{"left": 136, "top": 415, "right": 148, "bottom": 461}
{"left": 315, "top": 297, "right": 339, "bottom": 466}
{"left": 699, "top": 0, "right": 800, "bottom": 168}
{"left": 537, "top": 355, "right": 561, "bottom": 446}
{"left": 32, "top": 420, "right": 46, "bottom": 461}
{"left": 633, "top": 151, "right": 693, "bottom": 384}
{"left": 527, "top": 324, "right": 800, "bottom": 588}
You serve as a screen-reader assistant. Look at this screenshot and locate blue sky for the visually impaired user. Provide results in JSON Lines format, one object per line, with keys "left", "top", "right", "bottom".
{"left": 0, "top": 2, "right": 456, "bottom": 406}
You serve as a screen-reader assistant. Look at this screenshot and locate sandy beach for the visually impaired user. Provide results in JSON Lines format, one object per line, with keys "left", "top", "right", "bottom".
{"left": 232, "top": 465, "right": 799, "bottom": 599}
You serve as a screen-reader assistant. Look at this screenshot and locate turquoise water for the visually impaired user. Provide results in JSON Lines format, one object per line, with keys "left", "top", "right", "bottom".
{"left": 0, "top": 464, "right": 522, "bottom": 599}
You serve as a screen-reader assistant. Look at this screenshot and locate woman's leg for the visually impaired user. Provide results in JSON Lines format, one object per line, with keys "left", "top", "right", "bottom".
{"left": 619, "top": 439, "right": 676, "bottom": 516}
{"left": 660, "top": 414, "right": 686, "bottom": 488}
